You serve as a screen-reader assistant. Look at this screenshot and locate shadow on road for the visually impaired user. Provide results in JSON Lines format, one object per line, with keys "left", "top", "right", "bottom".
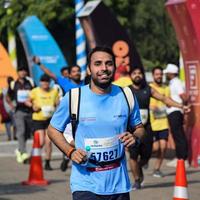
{"left": 142, "top": 179, "right": 200, "bottom": 189}
{"left": 165, "top": 169, "right": 200, "bottom": 177}
{"left": 0, "top": 183, "right": 46, "bottom": 195}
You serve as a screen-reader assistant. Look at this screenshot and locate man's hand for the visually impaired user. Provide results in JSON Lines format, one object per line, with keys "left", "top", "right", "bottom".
{"left": 33, "top": 105, "right": 41, "bottom": 112}
{"left": 32, "top": 56, "right": 40, "bottom": 65}
{"left": 71, "top": 149, "right": 87, "bottom": 164}
{"left": 119, "top": 132, "right": 136, "bottom": 148}
{"left": 183, "top": 104, "right": 191, "bottom": 114}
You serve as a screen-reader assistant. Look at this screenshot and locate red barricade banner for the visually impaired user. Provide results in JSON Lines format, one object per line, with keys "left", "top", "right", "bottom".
{"left": 166, "top": 0, "right": 200, "bottom": 167}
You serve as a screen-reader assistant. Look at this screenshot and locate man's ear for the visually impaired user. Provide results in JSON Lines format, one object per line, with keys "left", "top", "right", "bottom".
{"left": 87, "top": 66, "right": 91, "bottom": 75}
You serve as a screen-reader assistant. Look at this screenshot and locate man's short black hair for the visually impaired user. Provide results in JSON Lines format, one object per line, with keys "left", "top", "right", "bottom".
{"left": 40, "top": 74, "right": 51, "bottom": 82}
{"left": 17, "top": 66, "right": 27, "bottom": 72}
{"left": 152, "top": 66, "right": 163, "bottom": 74}
{"left": 68, "top": 65, "right": 81, "bottom": 74}
{"left": 60, "top": 66, "right": 69, "bottom": 74}
{"left": 87, "top": 46, "right": 116, "bottom": 68}
{"left": 130, "top": 66, "right": 143, "bottom": 74}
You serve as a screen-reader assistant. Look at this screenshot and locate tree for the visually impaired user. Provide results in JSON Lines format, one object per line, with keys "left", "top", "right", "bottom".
{"left": 0, "top": 0, "right": 75, "bottom": 66}
{"left": 105, "top": 0, "right": 179, "bottom": 70}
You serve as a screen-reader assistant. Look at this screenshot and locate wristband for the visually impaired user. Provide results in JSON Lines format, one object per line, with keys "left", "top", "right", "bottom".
{"left": 66, "top": 147, "right": 76, "bottom": 159}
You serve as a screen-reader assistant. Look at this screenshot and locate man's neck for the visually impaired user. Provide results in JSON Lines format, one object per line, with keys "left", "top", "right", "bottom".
{"left": 153, "top": 82, "right": 162, "bottom": 87}
{"left": 132, "top": 83, "right": 141, "bottom": 90}
{"left": 41, "top": 87, "right": 50, "bottom": 92}
{"left": 18, "top": 77, "right": 25, "bottom": 84}
{"left": 90, "top": 81, "right": 111, "bottom": 94}
{"left": 71, "top": 79, "right": 80, "bottom": 85}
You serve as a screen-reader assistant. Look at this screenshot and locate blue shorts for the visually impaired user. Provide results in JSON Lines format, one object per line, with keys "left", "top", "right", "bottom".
{"left": 73, "top": 191, "right": 130, "bottom": 200}
{"left": 153, "top": 129, "right": 169, "bottom": 141}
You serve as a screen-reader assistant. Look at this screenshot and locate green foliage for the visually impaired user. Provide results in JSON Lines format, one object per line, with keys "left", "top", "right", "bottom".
{"left": 104, "top": 0, "right": 179, "bottom": 68}
{"left": 0, "top": 0, "right": 74, "bottom": 33}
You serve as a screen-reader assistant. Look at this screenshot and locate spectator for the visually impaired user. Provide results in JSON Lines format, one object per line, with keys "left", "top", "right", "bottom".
{"left": 164, "top": 64, "right": 189, "bottom": 167}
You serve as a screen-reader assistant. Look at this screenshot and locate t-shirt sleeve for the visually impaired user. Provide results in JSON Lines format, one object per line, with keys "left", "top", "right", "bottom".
{"left": 128, "top": 95, "right": 142, "bottom": 128}
{"left": 175, "top": 80, "right": 185, "bottom": 95}
{"left": 165, "top": 86, "right": 170, "bottom": 97}
{"left": 29, "top": 88, "right": 35, "bottom": 100}
{"left": 50, "top": 92, "right": 70, "bottom": 133}
{"left": 56, "top": 76, "right": 63, "bottom": 85}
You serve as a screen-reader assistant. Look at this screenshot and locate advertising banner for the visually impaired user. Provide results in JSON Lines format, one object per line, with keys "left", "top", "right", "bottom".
{"left": 17, "top": 16, "right": 67, "bottom": 85}
{"left": 0, "top": 43, "right": 17, "bottom": 88}
{"left": 166, "top": 0, "right": 200, "bottom": 167}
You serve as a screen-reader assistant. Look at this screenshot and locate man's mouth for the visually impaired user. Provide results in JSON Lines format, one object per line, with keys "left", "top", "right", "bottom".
{"left": 98, "top": 72, "right": 111, "bottom": 79}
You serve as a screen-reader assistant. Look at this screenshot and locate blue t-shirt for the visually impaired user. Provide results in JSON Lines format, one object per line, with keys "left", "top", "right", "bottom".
{"left": 57, "top": 76, "right": 84, "bottom": 93}
{"left": 50, "top": 84, "right": 141, "bottom": 195}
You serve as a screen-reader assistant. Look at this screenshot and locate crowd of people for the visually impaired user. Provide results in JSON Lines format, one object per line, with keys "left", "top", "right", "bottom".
{"left": 0, "top": 46, "right": 190, "bottom": 200}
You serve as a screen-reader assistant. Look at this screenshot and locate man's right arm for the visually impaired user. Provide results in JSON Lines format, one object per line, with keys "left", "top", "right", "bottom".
{"left": 47, "top": 125, "right": 87, "bottom": 163}
{"left": 47, "top": 125, "right": 73, "bottom": 156}
{"left": 32, "top": 56, "right": 57, "bottom": 81}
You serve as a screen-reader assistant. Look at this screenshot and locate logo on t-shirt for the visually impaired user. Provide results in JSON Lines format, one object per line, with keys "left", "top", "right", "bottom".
{"left": 113, "top": 114, "right": 127, "bottom": 118}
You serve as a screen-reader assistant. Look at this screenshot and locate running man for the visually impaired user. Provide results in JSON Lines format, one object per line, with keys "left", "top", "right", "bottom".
{"left": 48, "top": 46, "right": 145, "bottom": 200}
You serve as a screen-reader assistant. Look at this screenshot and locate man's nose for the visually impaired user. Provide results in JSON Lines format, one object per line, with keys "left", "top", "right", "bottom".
{"left": 101, "top": 63, "right": 108, "bottom": 70}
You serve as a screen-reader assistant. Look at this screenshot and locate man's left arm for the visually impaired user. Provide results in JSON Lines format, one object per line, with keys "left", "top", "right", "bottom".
{"left": 119, "top": 123, "right": 145, "bottom": 148}
{"left": 119, "top": 95, "right": 145, "bottom": 148}
{"left": 151, "top": 87, "right": 182, "bottom": 108}
{"left": 151, "top": 87, "right": 190, "bottom": 112}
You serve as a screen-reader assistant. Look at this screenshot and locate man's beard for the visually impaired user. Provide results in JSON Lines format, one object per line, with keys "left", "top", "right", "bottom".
{"left": 92, "top": 71, "right": 114, "bottom": 89}
{"left": 133, "top": 77, "right": 143, "bottom": 86}
{"left": 72, "top": 75, "right": 81, "bottom": 83}
{"left": 92, "top": 78, "right": 113, "bottom": 89}
{"left": 154, "top": 78, "right": 162, "bottom": 85}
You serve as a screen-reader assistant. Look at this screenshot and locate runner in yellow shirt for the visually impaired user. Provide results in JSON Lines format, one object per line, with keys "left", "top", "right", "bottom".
{"left": 149, "top": 66, "right": 170, "bottom": 177}
{"left": 26, "top": 74, "right": 60, "bottom": 170}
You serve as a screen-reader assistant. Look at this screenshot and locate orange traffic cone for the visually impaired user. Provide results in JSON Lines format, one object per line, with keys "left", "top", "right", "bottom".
{"left": 22, "top": 132, "right": 49, "bottom": 186}
{"left": 173, "top": 159, "right": 189, "bottom": 200}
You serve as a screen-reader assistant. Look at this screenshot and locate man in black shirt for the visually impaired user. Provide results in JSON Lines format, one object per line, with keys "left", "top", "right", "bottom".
{"left": 129, "top": 67, "right": 187, "bottom": 189}
{"left": 7, "top": 67, "right": 34, "bottom": 163}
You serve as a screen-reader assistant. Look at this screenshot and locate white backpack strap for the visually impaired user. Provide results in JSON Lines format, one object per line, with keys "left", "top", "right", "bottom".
{"left": 70, "top": 87, "right": 80, "bottom": 116}
{"left": 122, "top": 86, "right": 135, "bottom": 115}
{"left": 69, "top": 87, "right": 81, "bottom": 139}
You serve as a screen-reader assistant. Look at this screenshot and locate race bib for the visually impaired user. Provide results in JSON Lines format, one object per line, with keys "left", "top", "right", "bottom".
{"left": 140, "top": 109, "right": 148, "bottom": 125}
{"left": 84, "top": 136, "right": 120, "bottom": 166}
{"left": 41, "top": 105, "right": 55, "bottom": 117}
{"left": 17, "top": 90, "right": 29, "bottom": 103}
{"left": 152, "top": 106, "right": 167, "bottom": 119}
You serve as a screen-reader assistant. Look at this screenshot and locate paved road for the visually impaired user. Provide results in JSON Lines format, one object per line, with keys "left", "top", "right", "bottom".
{"left": 0, "top": 133, "right": 200, "bottom": 200}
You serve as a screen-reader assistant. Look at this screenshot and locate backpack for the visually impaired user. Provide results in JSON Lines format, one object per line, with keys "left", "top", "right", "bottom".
{"left": 69, "top": 86, "right": 135, "bottom": 140}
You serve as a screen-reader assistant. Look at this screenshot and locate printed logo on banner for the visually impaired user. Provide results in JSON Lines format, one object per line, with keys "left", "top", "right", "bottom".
{"left": 186, "top": 61, "right": 200, "bottom": 105}
{"left": 112, "top": 40, "right": 130, "bottom": 72}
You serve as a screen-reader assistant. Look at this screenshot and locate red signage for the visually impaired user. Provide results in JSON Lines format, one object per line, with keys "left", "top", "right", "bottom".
{"left": 166, "top": 0, "right": 200, "bottom": 167}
